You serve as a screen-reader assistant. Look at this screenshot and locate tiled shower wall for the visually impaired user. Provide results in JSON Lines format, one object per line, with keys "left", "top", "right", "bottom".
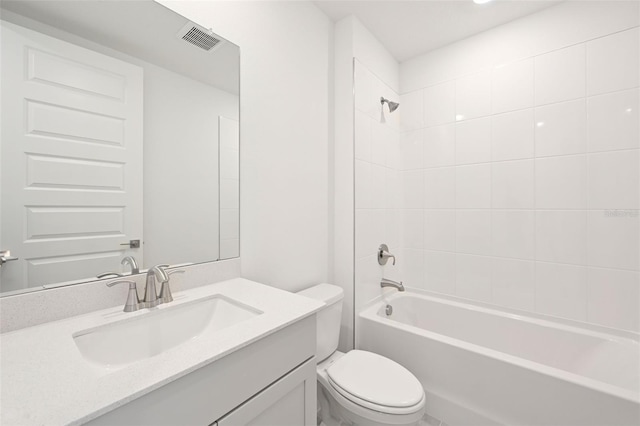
{"left": 354, "top": 59, "right": 402, "bottom": 313}
{"left": 396, "top": 25, "right": 639, "bottom": 332}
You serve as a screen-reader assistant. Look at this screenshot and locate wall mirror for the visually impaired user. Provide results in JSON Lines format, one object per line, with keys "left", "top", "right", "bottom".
{"left": 0, "top": 0, "right": 240, "bottom": 296}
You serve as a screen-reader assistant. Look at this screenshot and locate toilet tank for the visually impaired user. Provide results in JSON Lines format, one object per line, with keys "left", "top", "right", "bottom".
{"left": 297, "top": 283, "right": 343, "bottom": 362}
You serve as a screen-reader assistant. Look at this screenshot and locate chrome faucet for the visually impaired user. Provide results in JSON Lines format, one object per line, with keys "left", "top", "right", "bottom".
{"left": 378, "top": 244, "right": 396, "bottom": 265}
{"left": 106, "top": 279, "right": 141, "bottom": 312}
{"left": 158, "top": 269, "right": 185, "bottom": 304}
{"left": 97, "top": 256, "right": 140, "bottom": 279}
{"left": 107, "top": 265, "right": 185, "bottom": 312}
{"left": 121, "top": 256, "right": 139, "bottom": 275}
{"left": 143, "top": 265, "right": 169, "bottom": 308}
{"left": 381, "top": 278, "right": 404, "bottom": 292}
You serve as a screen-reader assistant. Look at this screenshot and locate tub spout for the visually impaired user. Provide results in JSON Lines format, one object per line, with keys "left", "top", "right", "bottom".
{"left": 381, "top": 278, "right": 404, "bottom": 292}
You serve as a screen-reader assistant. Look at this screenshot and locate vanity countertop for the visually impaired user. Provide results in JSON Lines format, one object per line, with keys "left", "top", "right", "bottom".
{"left": 0, "top": 278, "right": 323, "bottom": 426}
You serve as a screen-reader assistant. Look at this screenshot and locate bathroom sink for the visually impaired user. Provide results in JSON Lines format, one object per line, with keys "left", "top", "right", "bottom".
{"left": 73, "top": 295, "right": 261, "bottom": 369}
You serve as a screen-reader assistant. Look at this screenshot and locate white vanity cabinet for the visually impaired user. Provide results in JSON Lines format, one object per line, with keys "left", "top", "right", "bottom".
{"left": 214, "top": 357, "right": 315, "bottom": 426}
{"left": 87, "top": 315, "right": 317, "bottom": 426}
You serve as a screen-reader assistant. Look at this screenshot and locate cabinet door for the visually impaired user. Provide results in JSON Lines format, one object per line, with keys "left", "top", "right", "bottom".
{"left": 216, "top": 358, "right": 316, "bottom": 426}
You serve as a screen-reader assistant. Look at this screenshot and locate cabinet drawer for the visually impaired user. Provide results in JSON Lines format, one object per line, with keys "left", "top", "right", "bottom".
{"left": 215, "top": 357, "right": 316, "bottom": 426}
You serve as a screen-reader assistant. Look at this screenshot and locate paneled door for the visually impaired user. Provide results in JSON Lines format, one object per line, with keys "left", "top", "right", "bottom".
{"left": 0, "top": 21, "right": 143, "bottom": 293}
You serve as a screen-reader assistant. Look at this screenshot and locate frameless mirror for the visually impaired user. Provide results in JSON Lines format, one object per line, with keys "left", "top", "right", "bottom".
{"left": 0, "top": 0, "right": 240, "bottom": 296}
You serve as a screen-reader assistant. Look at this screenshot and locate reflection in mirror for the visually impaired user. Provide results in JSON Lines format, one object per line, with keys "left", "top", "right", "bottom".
{"left": 219, "top": 117, "right": 240, "bottom": 259}
{"left": 0, "top": 0, "right": 240, "bottom": 295}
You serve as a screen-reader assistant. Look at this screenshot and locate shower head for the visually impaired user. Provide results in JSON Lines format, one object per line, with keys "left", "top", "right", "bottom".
{"left": 381, "top": 97, "right": 399, "bottom": 113}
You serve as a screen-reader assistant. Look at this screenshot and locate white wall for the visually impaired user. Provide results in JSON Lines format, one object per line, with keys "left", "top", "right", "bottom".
{"left": 334, "top": 16, "right": 399, "bottom": 349}
{"left": 161, "top": 1, "right": 332, "bottom": 291}
{"left": 333, "top": 17, "right": 356, "bottom": 350}
{"left": 219, "top": 116, "right": 241, "bottom": 259}
{"left": 143, "top": 63, "right": 239, "bottom": 266}
{"left": 396, "top": 1, "right": 640, "bottom": 332}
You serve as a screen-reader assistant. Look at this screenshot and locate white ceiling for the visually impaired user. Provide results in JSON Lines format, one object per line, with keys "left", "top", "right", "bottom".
{"left": 315, "top": 0, "right": 562, "bottom": 62}
{"left": 1, "top": 0, "right": 239, "bottom": 94}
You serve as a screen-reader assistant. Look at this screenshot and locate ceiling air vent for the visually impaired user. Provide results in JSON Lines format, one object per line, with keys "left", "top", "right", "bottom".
{"left": 176, "top": 22, "right": 223, "bottom": 52}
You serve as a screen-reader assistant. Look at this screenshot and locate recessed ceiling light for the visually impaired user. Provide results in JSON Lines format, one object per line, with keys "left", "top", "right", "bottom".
{"left": 473, "top": 0, "right": 493, "bottom": 4}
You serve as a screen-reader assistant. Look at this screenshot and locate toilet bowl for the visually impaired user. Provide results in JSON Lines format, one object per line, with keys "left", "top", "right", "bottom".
{"left": 297, "top": 284, "right": 425, "bottom": 426}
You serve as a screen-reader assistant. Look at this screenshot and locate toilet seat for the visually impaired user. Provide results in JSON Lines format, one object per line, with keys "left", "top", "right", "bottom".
{"left": 326, "top": 350, "right": 425, "bottom": 415}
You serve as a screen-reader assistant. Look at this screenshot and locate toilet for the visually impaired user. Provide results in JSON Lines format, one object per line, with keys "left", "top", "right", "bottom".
{"left": 298, "top": 284, "right": 425, "bottom": 426}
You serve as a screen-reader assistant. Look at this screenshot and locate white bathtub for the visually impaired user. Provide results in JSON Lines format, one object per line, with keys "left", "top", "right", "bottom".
{"left": 358, "top": 290, "right": 640, "bottom": 426}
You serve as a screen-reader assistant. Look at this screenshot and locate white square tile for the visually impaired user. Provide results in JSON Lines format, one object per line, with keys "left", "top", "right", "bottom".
{"left": 385, "top": 209, "right": 401, "bottom": 250}
{"left": 354, "top": 61, "right": 375, "bottom": 116}
{"left": 492, "top": 109, "right": 535, "bottom": 161}
{"left": 535, "top": 262, "right": 587, "bottom": 321}
{"left": 588, "top": 210, "right": 639, "bottom": 271}
{"left": 356, "top": 255, "right": 383, "bottom": 306}
{"left": 380, "top": 83, "right": 401, "bottom": 130}
{"left": 535, "top": 155, "right": 587, "bottom": 209}
{"left": 403, "top": 170, "right": 424, "bottom": 209}
{"left": 424, "top": 167, "right": 455, "bottom": 208}
{"left": 587, "top": 89, "right": 640, "bottom": 153}
{"left": 492, "top": 58, "right": 534, "bottom": 114}
{"left": 587, "top": 27, "right": 640, "bottom": 96}
{"left": 402, "top": 209, "right": 423, "bottom": 249}
{"left": 424, "top": 250, "right": 456, "bottom": 294}
{"left": 355, "top": 160, "right": 372, "bottom": 209}
{"left": 456, "top": 164, "right": 491, "bottom": 208}
{"left": 400, "top": 130, "right": 424, "bottom": 170}
{"left": 588, "top": 267, "right": 640, "bottom": 331}
{"left": 424, "top": 210, "right": 455, "bottom": 252}
{"left": 456, "top": 254, "right": 492, "bottom": 302}
{"left": 400, "top": 90, "right": 423, "bottom": 131}
{"left": 423, "top": 124, "right": 455, "bottom": 168}
{"left": 371, "top": 120, "right": 390, "bottom": 166}
{"left": 455, "top": 70, "right": 491, "bottom": 121}
{"left": 402, "top": 248, "right": 424, "bottom": 289}
{"left": 535, "top": 211, "right": 587, "bottom": 265}
{"left": 355, "top": 111, "right": 372, "bottom": 162}
{"left": 386, "top": 130, "right": 402, "bottom": 170}
{"left": 423, "top": 81, "right": 455, "bottom": 127}
{"left": 456, "top": 210, "right": 492, "bottom": 255}
{"left": 492, "top": 160, "right": 534, "bottom": 209}
{"left": 535, "top": 44, "right": 585, "bottom": 105}
{"left": 373, "top": 210, "right": 388, "bottom": 257}
{"left": 588, "top": 151, "right": 639, "bottom": 209}
{"left": 355, "top": 209, "right": 374, "bottom": 259}
{"left": 371, "top": 164, "right": 387, "bottom": 209}
{"left": 456, "top": 117, "right": 491, "bottom": 165}
{"left": 492, "top": 210, "right": 535, "bottom": 259}
{"left": 535, "top": 99, "right": 586, "bottom": 157}
{"left": 385, "top": 169, "right": 401, "bottom": 208}
{"left": 492, "top": 258, "right": 535, "bottom": 311}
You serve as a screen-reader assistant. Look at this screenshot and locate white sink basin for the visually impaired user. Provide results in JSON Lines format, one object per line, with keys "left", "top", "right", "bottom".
{"left": 73, "top": 295, "right": 261, "bottom": 369}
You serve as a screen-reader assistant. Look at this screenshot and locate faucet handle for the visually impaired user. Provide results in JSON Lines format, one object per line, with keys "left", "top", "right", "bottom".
{"left": 158, "top": 269, "right": 185, "bottom": 304}
{"left": 97, "top": 272, "right": 123, "bottom": 279}
{"left": 106, "top": 279, "right": 140, "bottom": 312}
{"left": 121, "top": 256, "right": 140, "bottom": 275}
{"left": 378, "top": 244, "right": 396, "bottom": 266}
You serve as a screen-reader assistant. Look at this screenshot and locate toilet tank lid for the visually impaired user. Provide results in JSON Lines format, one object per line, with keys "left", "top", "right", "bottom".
{"left": 297, "top": 283, "right": 343, "bottom": 305}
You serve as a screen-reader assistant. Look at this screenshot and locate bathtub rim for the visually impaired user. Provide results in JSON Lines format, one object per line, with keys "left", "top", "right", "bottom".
{"left": 367, "top": 287, "right": 639, "bottom": 341}
{"left": 358, "top": 288, "right": 640, "bottom": 405}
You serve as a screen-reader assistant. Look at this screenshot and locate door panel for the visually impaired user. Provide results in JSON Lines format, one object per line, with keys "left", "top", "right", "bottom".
{"left": 0, "top": 21, "right": 143, "bottom": 292}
